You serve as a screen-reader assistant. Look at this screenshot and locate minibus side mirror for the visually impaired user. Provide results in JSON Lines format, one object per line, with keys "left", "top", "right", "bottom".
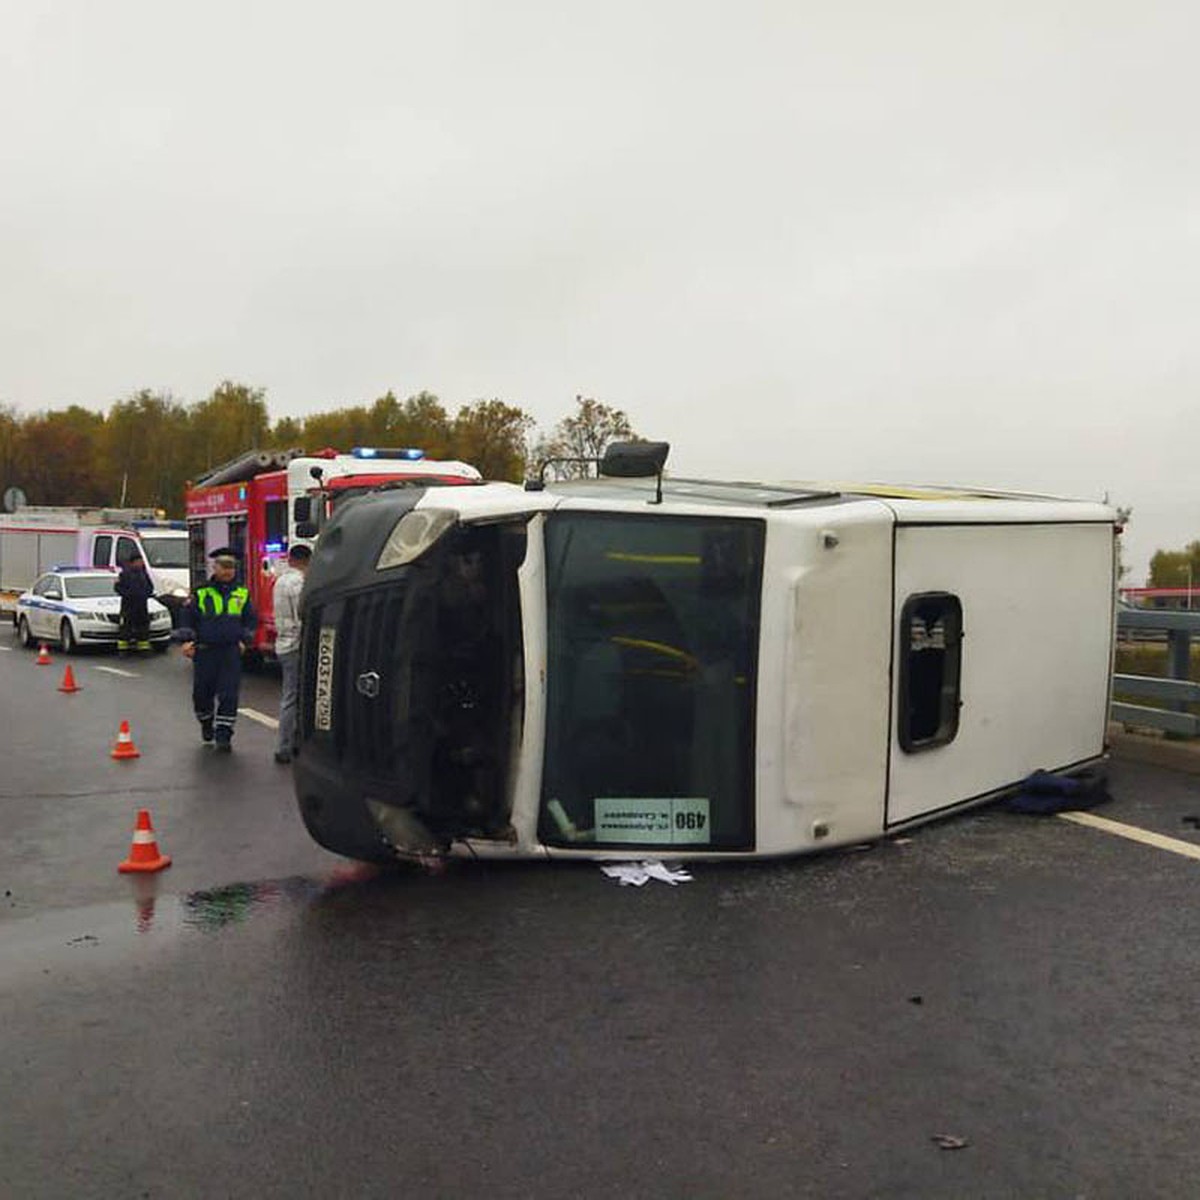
{"left": 599, "top": 440, "right": 670, "bottom": 478}
{"left": 293, "top": 497, "right": 311, "bottom": 523}
{"left": 296, "top": 521, "right": 318, "bottom": 538}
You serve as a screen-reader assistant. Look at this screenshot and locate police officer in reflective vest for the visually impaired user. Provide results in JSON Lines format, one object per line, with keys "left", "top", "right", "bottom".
{"left": 179, "top": 548, "right": 257, "bottom": 752}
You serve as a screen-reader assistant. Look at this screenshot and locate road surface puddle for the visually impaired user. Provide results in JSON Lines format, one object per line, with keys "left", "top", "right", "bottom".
{"left": 0, "top": 863, "right": 384, "bottom": 984}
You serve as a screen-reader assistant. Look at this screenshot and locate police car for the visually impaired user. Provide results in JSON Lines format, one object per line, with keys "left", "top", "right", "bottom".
{"left": 13, "top": 568, "right": 172, "bottom": 653}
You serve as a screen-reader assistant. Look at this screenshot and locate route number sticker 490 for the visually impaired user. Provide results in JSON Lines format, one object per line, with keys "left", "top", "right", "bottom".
{"left": 314, "top": 627, "right": 336, "bottom": 731}
{"left": 593, "top": 798, "right": 711, "bottom": 845}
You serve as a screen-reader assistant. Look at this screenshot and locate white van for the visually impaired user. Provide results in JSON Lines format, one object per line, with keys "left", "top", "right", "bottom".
{"left": 290, "top": 442, "right": 1118, "bottom": 864}
{"left": 78, "top": 523, "right": 190, "bottom": 621}
{"left": 0, "top": 510, "right": 191, "bottom": 622}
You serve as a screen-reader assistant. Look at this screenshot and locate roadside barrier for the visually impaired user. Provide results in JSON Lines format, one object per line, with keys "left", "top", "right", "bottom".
{"left": 118, "top": 809, "right": 171, "bottom": 874}
{"left": 110, "top": 719, "right": 141, "bottom": 760}
{"left": 58, "top": 664, "right": 80, "bottom": 693}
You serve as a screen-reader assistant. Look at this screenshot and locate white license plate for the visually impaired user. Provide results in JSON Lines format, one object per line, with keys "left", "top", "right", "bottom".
{"left": 314, "top": 626, "right": 336, "bottom": 731}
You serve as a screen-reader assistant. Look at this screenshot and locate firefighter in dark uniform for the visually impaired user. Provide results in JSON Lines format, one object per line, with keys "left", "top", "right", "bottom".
{"left": 179, "top": 548, "right": 257, "bottom": 752}
{"left": 114, "top": 549, "right": 155, "bottom": 653}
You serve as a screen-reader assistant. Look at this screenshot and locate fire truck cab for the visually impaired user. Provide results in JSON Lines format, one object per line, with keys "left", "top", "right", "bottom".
{"left": 185, "top": 448, "right": 481, "bottom": 657}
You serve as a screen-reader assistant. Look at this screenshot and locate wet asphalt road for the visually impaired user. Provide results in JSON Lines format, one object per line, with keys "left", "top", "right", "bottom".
{"left": 3, "top": 637, "right": 1200, "bottom": 1198}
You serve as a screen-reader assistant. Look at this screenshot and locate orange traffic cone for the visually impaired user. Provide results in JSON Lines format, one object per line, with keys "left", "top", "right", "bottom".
{"left": 110, "top": 719, "right": 141, "bottom": 760}
{"left": 36, "top": 643, "right": 51, "bottom": 666}
{"left": 118, "top": 809, "right": 171, "bottom": 874}
{"left": 58, "top": 664, "right": 81, "bottom": 694}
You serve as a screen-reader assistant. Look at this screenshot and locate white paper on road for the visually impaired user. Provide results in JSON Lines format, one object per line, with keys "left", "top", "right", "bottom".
{"left": 599, "top": 860, "right": 694, "bottom": 887}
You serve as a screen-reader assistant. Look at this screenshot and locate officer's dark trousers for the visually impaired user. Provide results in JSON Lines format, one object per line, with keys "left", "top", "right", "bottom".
{"left": 193, "top": 644, "right": 242, "bottom": 744}
{"left": 118, "top": 599, "right": 149, "bottom": 650}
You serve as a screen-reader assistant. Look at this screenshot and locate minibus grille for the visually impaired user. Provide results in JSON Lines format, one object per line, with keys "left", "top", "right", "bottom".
{"left": 300, "top": 589, "right": 405, "bottom": 767}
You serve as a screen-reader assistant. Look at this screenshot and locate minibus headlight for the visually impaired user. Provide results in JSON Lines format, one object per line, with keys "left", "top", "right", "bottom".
{"left": 376, "top": 509, "right": 457, "bottom": 570}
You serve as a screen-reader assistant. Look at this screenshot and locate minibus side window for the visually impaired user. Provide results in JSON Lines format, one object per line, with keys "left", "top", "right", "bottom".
{"left": 92, "top": 535, "right": 112, "bottom": 567}
{"left": 898, "top": 592, "right": 963, "bottom": 753}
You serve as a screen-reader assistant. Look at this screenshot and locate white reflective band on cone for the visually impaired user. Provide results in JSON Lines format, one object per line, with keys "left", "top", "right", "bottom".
{"left": 132, "top": 830, "right": 156, "bottom": 844}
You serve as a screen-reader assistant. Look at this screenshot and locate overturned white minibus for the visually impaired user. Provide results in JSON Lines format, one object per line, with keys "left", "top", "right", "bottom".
{"left": 292, "top": 443, "right": 1117, "bottom": 863}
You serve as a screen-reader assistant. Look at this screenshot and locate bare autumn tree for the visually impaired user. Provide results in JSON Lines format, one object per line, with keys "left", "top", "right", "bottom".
{"left": 531, "top": 395, "right": 637, "bottom": 479}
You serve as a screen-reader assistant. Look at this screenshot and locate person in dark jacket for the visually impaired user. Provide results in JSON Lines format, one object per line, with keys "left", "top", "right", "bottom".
{"left": 114, "top": 550, "right": 156, "bottom": 653}
{"left": 179, "top": 547, "right": 257, "bottom": 752}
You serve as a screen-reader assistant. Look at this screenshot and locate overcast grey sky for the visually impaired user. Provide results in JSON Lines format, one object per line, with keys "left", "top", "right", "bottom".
{"left": 1, "top": 2, "right": 1196, "bottom": 580}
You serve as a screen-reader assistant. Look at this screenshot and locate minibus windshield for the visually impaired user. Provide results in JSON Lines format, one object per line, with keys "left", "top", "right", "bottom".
{"left": 540, "top": 512, "right": 764, "bottom": 850}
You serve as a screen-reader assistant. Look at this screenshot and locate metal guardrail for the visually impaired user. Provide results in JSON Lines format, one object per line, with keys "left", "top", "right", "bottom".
{"left": 1113, "top": 608, "right": 1200, "bottom": 737}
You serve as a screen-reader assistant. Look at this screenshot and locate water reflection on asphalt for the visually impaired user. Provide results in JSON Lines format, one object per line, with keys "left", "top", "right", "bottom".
{"left": 0, "top": 861, "right": 389, "bottom": 983}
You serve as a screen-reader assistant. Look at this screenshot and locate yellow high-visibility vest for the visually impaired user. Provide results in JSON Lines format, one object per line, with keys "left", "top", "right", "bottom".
{"left": 196, "top": 585, "right": 249, "bottom": 617}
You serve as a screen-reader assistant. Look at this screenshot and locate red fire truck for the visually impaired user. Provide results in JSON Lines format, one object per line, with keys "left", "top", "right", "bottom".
{"left": 184, "top": 447, "right": 482, "bottom": 656}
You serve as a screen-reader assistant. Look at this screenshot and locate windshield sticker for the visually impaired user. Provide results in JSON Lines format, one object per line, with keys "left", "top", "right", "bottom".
{"left": 314, "top": 627, "right": 336, "bottom": 731}
{"left": 594, "top": 798, "right": 711, "bottom": 845}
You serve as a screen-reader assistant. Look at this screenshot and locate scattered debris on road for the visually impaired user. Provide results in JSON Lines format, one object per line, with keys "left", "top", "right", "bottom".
{"left": 599, "top": 861, "right": 693, "bottom": 887}
{"left": 930, "top": 1134, "right": 969, "bottom": 1150}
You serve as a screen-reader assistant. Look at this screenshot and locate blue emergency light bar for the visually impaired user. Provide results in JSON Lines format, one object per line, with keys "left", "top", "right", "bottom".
{"left": 350, "top": 447, "right": 425, "bottom": 460}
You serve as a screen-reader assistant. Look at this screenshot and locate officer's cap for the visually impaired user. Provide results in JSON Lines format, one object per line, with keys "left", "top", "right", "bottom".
{"left": 208, "top": 547, "right": 241, "bottom": 563}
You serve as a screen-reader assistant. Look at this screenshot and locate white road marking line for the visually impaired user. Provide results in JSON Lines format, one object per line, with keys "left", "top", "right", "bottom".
{"left": 95, "top": 666, "right": 139, "bottom": 678}
{"left": 240, "top": 707, "right": 279, "bottom": 730}
{"left": 0, "top": 645, "right": 11, "bottom": 652}
{"left": 1059, "top": 811, "right": 1200, "bottom": 862}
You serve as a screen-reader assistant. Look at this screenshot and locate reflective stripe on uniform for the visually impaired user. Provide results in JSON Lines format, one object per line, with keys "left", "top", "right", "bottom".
{"left": 197, "top": 585, "right": 249, "bottom": 617}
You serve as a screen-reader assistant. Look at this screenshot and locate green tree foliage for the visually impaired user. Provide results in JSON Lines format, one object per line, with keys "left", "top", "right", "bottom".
{"left": 103, "top": 390, "right": 191, "bottom": 509}
{"left": 0, "top": 385, "right": 638, "bottom": 514}
{"left": 268, "top": 416, "right": 303, "bottom": 450}
{"left": 1149, "top": 542, "right": 1200, "bottom": 590}
{"left": 531, "top": 395, "right": 637, "bottom": 479}
{"left": 188, "top": 381, "right": 271, "bottom": 473}
{"left": 375, "top": 390, "right": 452, "bottom": 459}
{"left": 452, "top": 399, "right": 534, "bottom": 481}
{"left": 18, "top": 407, "right": 109, "bottom": 505}
{"left": 0, "top": 405, "right": 21, "bottom": 498}
{"left": 298, "top": 390, "right": 454, "bottom": 458}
